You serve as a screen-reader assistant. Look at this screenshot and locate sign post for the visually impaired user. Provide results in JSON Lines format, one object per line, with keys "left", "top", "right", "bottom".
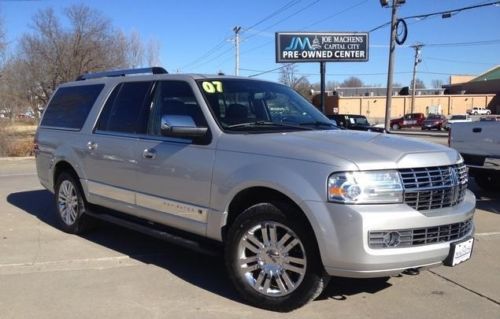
{"left": 320, "top": 62, "right": 326, "bottom": 113}
{"left": 276, "top": 32, "right": 369, "bottom": 113}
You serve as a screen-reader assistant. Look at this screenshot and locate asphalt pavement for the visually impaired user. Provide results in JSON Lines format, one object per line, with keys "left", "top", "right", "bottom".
{"left": 0, "top": 142, "right": 499, "bottom": 318}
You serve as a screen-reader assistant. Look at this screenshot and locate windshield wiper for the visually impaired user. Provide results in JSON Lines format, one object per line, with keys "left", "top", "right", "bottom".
{"left": 299, "top": 121, "right": 336, "bottom": 128}
{"left": 227, "top": 121, "right": 313, "bottom": 130}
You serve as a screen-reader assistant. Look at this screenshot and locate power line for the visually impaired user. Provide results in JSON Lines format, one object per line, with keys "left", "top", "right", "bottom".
{"left": 244, "top": 68, "right": 457, "bottom": 77}
{"left": 369, "top": 1, "right": 500, "bottom": 32}
{"left": 244, "top": 0, "right": 301, "bottom": 33}
{"left": 247, "top": 64, "right": 294, "bottom": 77}
{"left": 303, "top": 0, "right": 368, "bottom": 29}
{"left": 180, "top": 37, "right": 231, "bottom": 70}
{"left": 426, "top": 56, "right": 498, "bottom": 65}
{"left": 425, "top": 39, "right": 500, "bottom": 47}
{"left": 244, "top": 0, "right": 321, "bottom": 41}
{"left": 182, "top": 0, "right": 301, "bottom": 71}
{"left": 241, "top": 1, "right": 369, "bottom": 56}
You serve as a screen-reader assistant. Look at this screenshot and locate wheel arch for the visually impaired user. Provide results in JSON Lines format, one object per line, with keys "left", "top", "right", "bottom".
{"left": 53, "top": 160, "right": 80, "bottom": 186}
{"left": 222, "top": 186, "right": 320, "bottom": 251}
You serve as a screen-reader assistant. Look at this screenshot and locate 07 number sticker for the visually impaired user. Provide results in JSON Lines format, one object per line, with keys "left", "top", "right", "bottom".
{"left": 202, "top": 81, "right": 223, "bottom": 93}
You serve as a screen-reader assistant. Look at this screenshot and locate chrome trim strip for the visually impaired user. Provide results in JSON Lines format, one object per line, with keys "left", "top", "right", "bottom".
{"left": 87, "top": 181, "right": 135, "bottom": 205}
{"left": 86, "top": 180, "right": 208, "bottom": 223}
{"left": 136, "top": 192, "right": 208, "bottom": 223}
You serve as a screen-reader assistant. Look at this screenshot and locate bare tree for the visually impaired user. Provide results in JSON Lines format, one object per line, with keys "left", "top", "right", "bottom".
{"left": 146, "top": 38, "right": 161, "bottom": 66}
{"left": 127, "top": 30, "right": 144, "bottom": 68}
{"left": 411, "top": 78, "right": 426, "bottom": 89}
{"left": 0, "top": 10, "right": 6, "bottom": 61}
{"left": 341, "top": 76, "right": 363, "bottom": 88}
{"left": 431, "top": 79, "right": 444, "bottom": 89}
{"left": 278, "top": 63, "right": 310, "bottom": 97}
{"left": 16, "top": 4, "right": 129, "bottom": 105}
{"left": 326, "top": 80, "right": 340, "bottom": 91}
{"left": 0, "top": 58, "right": 35, "bottom": 120}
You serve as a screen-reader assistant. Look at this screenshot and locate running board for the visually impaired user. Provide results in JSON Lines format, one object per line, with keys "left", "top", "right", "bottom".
{"left": 85, "top": 211, "right": 220, "bottom": 256}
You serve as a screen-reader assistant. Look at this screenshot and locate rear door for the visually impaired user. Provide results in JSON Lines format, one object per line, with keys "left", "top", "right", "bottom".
{"left": 82, "top": 81, "right": 155, "bottom": 211}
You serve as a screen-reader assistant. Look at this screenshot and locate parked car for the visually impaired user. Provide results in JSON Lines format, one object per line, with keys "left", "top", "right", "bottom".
{"left": 466, "top": 106, "right": 491, "bottom": 115}
{"left": 449, "top": 121, "right": 500, "bottom": 191}
{"left": 444, "top": 114, "right": 472, "bottom": 130}
{"left": 421, "top": 114, "right": 447, "bottom": 130}
{"left": 479, "top": 115, "right": 500, "bottom": 121}
{"left": 35, "top": 67, "right": 475, "bottom": 311}
{"left": 327, "top": 114, "right": 385, "bottom": 132}
{"left": 390, "top": 113, "right": 426, "bottom": 130}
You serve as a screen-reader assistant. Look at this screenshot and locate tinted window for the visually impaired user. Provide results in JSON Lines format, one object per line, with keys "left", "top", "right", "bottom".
{"left": 148, "top": 81, "right": 206, "bottom": 136}
{"left": 97, "top": 81, "right": 153, "bottom": 133}
{"left": 41, "top": 84, "right": 104, "bottom": 129}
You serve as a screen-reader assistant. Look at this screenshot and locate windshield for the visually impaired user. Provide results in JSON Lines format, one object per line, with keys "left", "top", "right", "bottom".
{"left": 348, "top": 116, "right": 369, "bottom": 125}
{"left": 197, "top": 79, "right": 336, "bottom": 132}
{"left": 450, "top": 115, "right": 466, "bottom": 120}
{"left": 427, "top": 114, "right": 442, "bottom": 119}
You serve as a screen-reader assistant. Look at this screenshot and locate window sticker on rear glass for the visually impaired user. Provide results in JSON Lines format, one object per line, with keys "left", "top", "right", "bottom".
{"left": 202, "top": 81, "right": 223, "bottom": 93}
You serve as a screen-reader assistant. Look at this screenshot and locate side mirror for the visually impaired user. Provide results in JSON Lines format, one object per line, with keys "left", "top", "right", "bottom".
{"left": 160, "top": 115, "right": 208, "bottom": 138}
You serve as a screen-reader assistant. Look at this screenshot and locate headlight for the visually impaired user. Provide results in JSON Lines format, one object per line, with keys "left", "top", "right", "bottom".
{"left": 328, "top": 171, "right": 403, "bottom": 204}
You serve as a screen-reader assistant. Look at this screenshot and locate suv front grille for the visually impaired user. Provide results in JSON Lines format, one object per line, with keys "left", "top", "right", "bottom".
{"left": 399, "top": 164, "right": 468, "bottom": 211}
{"left": 369, "top": 218, "right": 473, "bottom": 248}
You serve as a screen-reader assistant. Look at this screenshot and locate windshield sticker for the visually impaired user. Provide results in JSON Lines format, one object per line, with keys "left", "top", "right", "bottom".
{"left": 202, "top": 81, "right": 223, "bottom": 93}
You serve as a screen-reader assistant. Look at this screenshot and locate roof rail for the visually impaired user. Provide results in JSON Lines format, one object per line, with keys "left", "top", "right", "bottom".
{"left": 75, "top": 67, "right": 168, "bottom": 81}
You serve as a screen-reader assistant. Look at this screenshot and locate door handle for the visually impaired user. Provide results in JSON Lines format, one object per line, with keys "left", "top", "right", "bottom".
{"left": 472, "top": 128, "right": 482, "bottom": 133}
{"left": 87, "top": 141, "right": 98, "bottom": 150}
{"left": 143, "top": 148, "right": 157, "bottom": 159}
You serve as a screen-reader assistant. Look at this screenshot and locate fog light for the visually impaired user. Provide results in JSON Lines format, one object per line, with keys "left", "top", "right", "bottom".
{"left": 383, "top": 231, "right": 401, "bottom": 247}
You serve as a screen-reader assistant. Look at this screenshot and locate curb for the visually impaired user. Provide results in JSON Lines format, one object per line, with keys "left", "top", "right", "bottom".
{"left": 0, "top": 156, "right": 35, "bottom": 161}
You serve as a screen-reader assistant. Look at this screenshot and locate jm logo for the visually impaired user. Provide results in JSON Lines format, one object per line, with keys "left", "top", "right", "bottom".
{"left": 284, "top": 37, "right": 315, "bottom": 51}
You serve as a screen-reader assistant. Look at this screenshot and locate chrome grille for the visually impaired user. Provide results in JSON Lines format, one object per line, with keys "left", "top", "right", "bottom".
{"left": 369, "top": 218, "right": 473, "bottom": 248}
{"left": 399, "top": 164, "right": 468, "bottom": 211}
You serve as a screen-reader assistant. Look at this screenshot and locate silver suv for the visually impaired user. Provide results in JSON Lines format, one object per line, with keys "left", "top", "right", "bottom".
{"left": 35, "top": 68, "right": 475, "bottom": 311}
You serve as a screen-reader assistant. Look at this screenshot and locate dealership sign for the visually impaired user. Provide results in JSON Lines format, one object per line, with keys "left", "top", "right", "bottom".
{"left": 275, "top": 32, "right": 369, "bottom": 63}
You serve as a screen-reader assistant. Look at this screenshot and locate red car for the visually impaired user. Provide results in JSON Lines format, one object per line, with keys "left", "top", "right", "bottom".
{"left": 390, "top": 113, "right": 426, "bottom": 130}
{"left": 421, "top": 114, "right": 447, "bottom": 130}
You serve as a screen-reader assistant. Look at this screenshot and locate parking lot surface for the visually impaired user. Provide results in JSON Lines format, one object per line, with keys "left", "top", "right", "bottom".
{"left": 1, "top": 136, "right": 499, "bottom": 318}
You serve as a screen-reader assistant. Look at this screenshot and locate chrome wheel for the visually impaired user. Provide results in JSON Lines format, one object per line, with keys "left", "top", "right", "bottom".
{"left": 57, "top": 180, "right": 79, "bottom": 226}
{"left": 237, "top": 221, "right": 307, "bottom": 297}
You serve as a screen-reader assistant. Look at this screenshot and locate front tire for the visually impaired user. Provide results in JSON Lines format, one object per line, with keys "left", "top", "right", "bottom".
{"left": 392, "top": 124, "right": 399, "bottom": 130}
{"left": 474, "top": 172, "right": 499, "bottom": 191}
{"left": 54, "top": 172, "right": 93, "bottom": 234}
{"left": 225, "top": 202, "right": 327, "bottom": 312}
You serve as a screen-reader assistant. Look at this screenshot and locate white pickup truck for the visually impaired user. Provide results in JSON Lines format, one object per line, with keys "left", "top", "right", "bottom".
{"left": 450, "top": 120, "right": 500, "bottom": 190}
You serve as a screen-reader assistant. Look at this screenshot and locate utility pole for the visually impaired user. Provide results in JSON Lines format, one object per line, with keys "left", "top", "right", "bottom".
{"left": 381, "top": 0, "right": 405, "bottom": 132}
{"left": 233, "top": 26, "right": 241, "bottom": 76}
{"left": 410, "top": 43, "right": 423, "bottom": 114}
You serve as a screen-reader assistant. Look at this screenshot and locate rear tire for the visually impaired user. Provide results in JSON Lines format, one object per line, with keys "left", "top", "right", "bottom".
{"left": 225, "top": 202, "right": 328, "bottom": 312}
{"left": 392, "top": 124, "right": 399, "bottom": 130}
{"left": 54, "top": 172, "right": 93, "bottom": 234}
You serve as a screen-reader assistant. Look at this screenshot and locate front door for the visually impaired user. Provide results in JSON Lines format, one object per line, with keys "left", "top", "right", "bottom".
{"left": 134, "top": 80, "right": 216, "bottom": 236}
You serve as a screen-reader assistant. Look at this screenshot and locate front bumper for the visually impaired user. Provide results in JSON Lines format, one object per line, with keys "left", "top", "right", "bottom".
{"left": 303, "top": 190, "right": 475, "bottom": 278}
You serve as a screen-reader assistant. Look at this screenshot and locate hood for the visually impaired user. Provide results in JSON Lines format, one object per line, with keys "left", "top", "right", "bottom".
{"left": 216, "top": 130, "right": 460, "bottom": 171}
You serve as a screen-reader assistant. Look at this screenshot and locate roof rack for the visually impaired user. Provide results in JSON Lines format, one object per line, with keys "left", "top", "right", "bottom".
{"left": 75, "top": 67, "right": 168, "bottom": 81}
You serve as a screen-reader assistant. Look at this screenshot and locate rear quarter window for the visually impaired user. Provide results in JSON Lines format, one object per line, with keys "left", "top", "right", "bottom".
{"left": 41, "top": 84, "right": 104, "bottom": 129}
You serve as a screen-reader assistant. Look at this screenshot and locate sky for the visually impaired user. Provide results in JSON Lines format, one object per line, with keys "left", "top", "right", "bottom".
{"left": 2, "top": 0, "right": 500, "bottom": 88}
